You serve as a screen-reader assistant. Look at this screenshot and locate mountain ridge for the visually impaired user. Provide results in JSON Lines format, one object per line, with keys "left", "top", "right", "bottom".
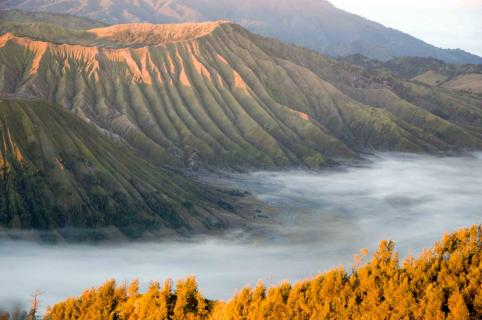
{"left": 0, "top": 9, "right": 107, "bottom": 30}
{"left": 87, "top": 21, "right": 231, "bottom": 46}
{"left": 1, "top": 20, "right": 481, "bottom": 170}
{"left": 1, "top": 0, "right": 480, "bottom": 64}
{"left": 342, "top": 55, "right": 482, "bottom": 94}
{"left": 0, "top": 98, "right": 248, "bottom": 237}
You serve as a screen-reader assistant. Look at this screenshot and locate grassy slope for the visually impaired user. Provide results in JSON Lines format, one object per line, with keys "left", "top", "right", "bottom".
{"left": 1, "top": 22, "right": 481, "bottom": 169}
{"left": 0, "top": 99, "right": 238, "bottom": 236}
{"left": 0, "top": 9, "right": 108, "bottom": 29}
{"left": 344, "top": 55, "right": 482, "bottom": 94}
{"left": 251, "top": 36, "right": 482, "bottom": 143}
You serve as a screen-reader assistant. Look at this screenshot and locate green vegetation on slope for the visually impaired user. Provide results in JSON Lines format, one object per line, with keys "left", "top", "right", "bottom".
{"left": 0, "top": 10, "right": 107, "bottom": 46}
{"left": 0, "top": 99, "right": 239, "bottom": 236}
{"left": 249, "top": 32, "right": 482, "bottom": 143}
{"left": 1, "top": 21, "right": 481, "bottom": 170}
{"left": 343, "top": 55, "right": 482, "bottom": 94}
{"left": 0, "top": 9, "right": 107, "bottom": 30}
{"left": 29, "top": 225, "right": 482, "bottom": 319}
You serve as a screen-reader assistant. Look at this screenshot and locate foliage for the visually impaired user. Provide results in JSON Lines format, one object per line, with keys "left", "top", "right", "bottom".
{"left": 45, "top": 276, "right": 211, "bottom": 320}
{"left": 44, "top": 225, "right": 482, "bottom": 319}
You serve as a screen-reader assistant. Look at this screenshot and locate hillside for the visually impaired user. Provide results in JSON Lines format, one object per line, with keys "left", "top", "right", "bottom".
{"left": 0, "top": 9, "right": 107, "bottom": 30}
{"left": 1, "top": 1, "right": 481, "bottom": 64}
{"left": 1, "top": 21, "right": 482, "bottom": 170}
{"left": 0, "top": 98, "right": 243, "bottom": 237}
{"left": 34, "top": 225, "right": 482, "bottom": 319}
{"left": 344, "top": 55, "right": 482, "bottom": 94}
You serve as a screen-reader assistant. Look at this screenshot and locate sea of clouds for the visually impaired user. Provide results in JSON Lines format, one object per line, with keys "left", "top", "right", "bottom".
{"left": 1, "top": 152, "right": 481, "bottom": 313}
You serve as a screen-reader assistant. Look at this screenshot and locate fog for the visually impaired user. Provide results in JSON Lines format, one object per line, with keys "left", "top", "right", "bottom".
{"left": 1, "top": 152, "right": 481, "bottom": 312}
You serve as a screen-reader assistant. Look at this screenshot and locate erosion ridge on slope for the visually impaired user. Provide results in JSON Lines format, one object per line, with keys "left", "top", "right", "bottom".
{"left": 1, "top": 20, "right": 481, "bottom": 170}
{"left": 0, "top": 98, "right": 247, "bottom": 237}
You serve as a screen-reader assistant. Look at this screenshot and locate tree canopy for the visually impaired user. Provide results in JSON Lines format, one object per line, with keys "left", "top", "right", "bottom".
{"left": 7, "top": 225, "right": 479, "bottom": 320}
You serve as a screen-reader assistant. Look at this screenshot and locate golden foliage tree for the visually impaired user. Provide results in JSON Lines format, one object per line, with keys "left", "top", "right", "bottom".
{"left": 45, "top": 225, "right": 482, "bottom": 320}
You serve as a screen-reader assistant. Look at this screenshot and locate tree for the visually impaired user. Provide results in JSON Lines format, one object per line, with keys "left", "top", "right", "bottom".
{"left": 44, "top": 225, "right": 482, "bottom": 320}
{"left": 28, "top": 290, "right": 42, "bottom": 320}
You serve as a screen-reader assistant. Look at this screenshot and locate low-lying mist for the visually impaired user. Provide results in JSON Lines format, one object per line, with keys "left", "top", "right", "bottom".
{"left": 1, "top": 152, "right": 481, "bottom": 312}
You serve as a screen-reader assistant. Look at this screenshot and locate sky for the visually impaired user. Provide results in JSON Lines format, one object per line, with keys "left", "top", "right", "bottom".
{"left": 329, "top": 0, "right": 482, "bottom": 56}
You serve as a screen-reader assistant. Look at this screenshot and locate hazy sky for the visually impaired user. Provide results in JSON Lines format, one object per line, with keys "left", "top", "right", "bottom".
{"left": 330, "top": 0, "right": 482, "bottom": 56}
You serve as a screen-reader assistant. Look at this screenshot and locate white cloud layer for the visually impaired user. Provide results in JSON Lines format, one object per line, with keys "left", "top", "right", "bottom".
{"left": 2, "top": 152, "right": 482, "bottom": 312}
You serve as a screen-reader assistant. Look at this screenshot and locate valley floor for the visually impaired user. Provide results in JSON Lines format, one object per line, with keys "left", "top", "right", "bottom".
{"left": 1, "top": 152, "right": 482, "bottom": 314}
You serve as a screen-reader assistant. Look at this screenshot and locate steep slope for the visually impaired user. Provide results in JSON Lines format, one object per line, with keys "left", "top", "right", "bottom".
{"left": 0, "top": 22, "right": 481, "bottom": 169}
{"left": 251, "top": 35, "right": 482, "bottom": 141}
{"left": 0, "top": 98, "right": 241, "bottom": 237}
{"left": 1, "top": 1, "right": 481, "bottom": 64}
{"left": 343, "top": 55, "right": 482, "bottom": 94}
{"left": 0, "top": 10, "right": 109, "bottom": 47}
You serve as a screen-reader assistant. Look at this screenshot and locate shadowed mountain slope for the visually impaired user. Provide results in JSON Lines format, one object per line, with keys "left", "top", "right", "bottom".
{"left": 1, "top": 1, "right": 481, "bottom": 64}
{"left": 1, "top": 21, "right": 482, "bottom": 169}
{"left": 0, "top": 98, "right": 242, "bottom": 236}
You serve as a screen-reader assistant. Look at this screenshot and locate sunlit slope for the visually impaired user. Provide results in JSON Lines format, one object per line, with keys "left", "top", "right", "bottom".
{"left": 0, "top": 22, "right": 481, "bottom": 168}
{"left": 252, "top": 36, "right": 482, "bottom": 142}
{"left": 0, "top": 99, "right": 238, "bottom": 235}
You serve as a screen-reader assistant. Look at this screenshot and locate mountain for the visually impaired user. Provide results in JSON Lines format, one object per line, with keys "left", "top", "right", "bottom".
{"left": 1, "top": 0, "right": 481, "bottom": 64}
{"left": 1, "top": 19, "right": 482, "bottom": 170}
{"left": 0, "top": 9, "right": 107, "bottom": 30}
{"left": 343, "top": 55, "right": 482, "bottom": 94}
{"left": 0, "top": 98, "right": 243, "bottom": 237}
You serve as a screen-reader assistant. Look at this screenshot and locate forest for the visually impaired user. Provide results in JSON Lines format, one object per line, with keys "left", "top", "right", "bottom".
{"left": 2, "top": 225, "right": 480, "bottom": 320}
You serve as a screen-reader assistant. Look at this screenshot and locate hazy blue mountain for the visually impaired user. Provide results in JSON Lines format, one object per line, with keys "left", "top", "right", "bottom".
{"left": 1, "top": 0, "right": 481, "bottom": 64}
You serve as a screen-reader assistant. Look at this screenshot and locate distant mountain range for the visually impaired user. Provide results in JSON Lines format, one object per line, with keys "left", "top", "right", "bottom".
{"left": 1, "top": 0, "right": 481, "bottom": 64}
{"left": 1, "top": 11, "right": 482, "bottom": 235}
